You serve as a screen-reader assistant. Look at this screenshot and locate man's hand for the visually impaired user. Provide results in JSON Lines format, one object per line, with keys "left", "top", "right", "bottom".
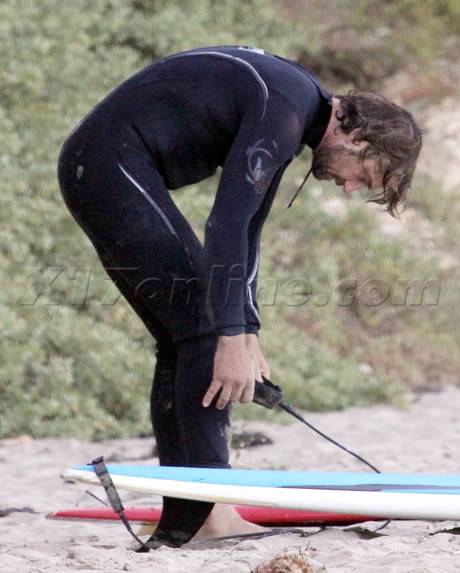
{"left": 245, "top": 333, "right": 271, "bottom": 381}
{"left": 202, "top": 334, "right": 257, "bottom": 409}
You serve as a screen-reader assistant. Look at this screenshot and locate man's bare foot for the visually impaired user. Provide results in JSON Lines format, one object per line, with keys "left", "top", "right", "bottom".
{"left": 191, "top": 503, "right": 268, "bottom": 541}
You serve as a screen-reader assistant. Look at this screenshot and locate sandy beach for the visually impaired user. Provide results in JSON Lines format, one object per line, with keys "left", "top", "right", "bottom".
{"left": 1, "top": 386, "right": 459, "bottom": 572}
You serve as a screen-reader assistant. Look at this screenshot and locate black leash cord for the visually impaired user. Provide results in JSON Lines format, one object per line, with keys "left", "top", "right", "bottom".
{"left": 90, "top": 457, "right": 150, "bottom": 552}
{"left": 254, "top": 377, "right": 381, "bottom": 474}
{"left": 84, "top": 489, "right": 108, "bottom": 506}
{"left": 279, "top": 402, "right": 381, "bottom": 474}
{"left": 254, "top": 377, "right": 391, "bottom": 532}
{"left": 286, "top": 167, "right": 312, "bottom": 208}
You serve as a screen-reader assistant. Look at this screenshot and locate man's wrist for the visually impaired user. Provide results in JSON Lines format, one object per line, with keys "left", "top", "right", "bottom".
{"left": 215, "top": 325, "right": 246, "bottom": 336}
{"left": 217, "top": 333, "right": 246, "bottom": 348}
{"left": 244, "top": 324, "right": 260, "bottom": 336}
{"left": 245, "top": 332, "right": 258, "bottom": 342}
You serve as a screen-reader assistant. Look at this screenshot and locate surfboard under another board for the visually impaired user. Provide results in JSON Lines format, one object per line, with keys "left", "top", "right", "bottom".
{"left": 62, "top": 465, "right": 460, "bottom": 521}
{"left": 48, "top": 506, "right": 379, "bottom": 526}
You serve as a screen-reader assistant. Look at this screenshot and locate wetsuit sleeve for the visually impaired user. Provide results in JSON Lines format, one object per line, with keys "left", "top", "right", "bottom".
{"left": 204, "top": 99, "right": 302, "bottom": 336}
{"left": 243, "top": 163, "right": 289, "bottom": 335}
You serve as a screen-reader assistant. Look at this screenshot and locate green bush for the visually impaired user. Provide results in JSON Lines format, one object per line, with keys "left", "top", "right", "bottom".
{"left": 0, "top": 0, "right": 298, "bottom": 438}
{"left": 1, "top": 0, "right": 458, "bottom": 439}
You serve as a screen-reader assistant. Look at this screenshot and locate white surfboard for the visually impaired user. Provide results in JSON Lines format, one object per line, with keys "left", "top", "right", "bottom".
{"left": 63, "top": 468, "right": 460, "bottom": 521}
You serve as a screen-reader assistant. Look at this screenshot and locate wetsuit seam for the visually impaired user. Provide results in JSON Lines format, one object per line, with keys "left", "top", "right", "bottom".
{"left": 118, "top": 163, "right": 180, "bottom": 242}
{"left": 159, "top": 50, "right": 269, "bottom": 121}
{"left": 246, "top": 244, "right": 261, "bottom": 323}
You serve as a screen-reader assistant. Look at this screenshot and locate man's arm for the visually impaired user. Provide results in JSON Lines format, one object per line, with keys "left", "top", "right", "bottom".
{"left": 204, "top": 101, "right": 301, "bottom": 336}
{"left": 202, "top": 92, "right": 302, "bottom": 410}
{"left": 243, "top": 162, "right": 291, "bottom": 335}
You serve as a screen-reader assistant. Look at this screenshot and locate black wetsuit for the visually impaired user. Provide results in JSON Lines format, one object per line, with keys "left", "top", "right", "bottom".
{"left": 57, "top": 45, "right": 332, "bottom": 544}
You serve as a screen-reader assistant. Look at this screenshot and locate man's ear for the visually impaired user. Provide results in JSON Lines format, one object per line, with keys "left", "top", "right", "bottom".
{"left": 333, "top": 125, "right": 365, "bottom": 147}
{"left": 348, "top": 128, "right": 367, "bottom": 147}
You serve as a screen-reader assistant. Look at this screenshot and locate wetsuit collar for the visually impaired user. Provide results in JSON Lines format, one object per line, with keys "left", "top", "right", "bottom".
{"left": 302, "top": 89, "right": 333, "bottom": 149}
{"left": 287, "top": 84, "right": 333, "bottom": 208}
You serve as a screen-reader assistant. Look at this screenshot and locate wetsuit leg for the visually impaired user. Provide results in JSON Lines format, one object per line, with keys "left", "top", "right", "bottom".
{"left": 92, "top": 252, "right": 210, "bottom": 546}
{"left": 57, "top": 133, "right": 230, "bottom": 545}
{"left": 94, "top": 247, "right": 189, "bottom": 465}
{"left": 175, "top": 334, "right": 231, "bottom": 467}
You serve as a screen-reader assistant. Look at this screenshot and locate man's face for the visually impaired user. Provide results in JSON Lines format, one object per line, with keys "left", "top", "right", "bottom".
{"left": 311, "top": 141, "right": 383, "bottom": 194}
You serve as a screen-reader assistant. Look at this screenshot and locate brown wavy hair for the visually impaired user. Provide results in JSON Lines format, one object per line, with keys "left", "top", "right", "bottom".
{"left": 335, "top": 90, "right": 422, "bottom": 217}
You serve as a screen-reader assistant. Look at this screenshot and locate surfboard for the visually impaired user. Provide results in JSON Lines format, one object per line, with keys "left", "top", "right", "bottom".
{"left": 67, "top": 465, "right": 460, "bottom": 489}
{"left": 62, "top": 465, "right": 460, "bottom": 521}
{"left": 48, "top": 506, "right": 378, "bottom": 526}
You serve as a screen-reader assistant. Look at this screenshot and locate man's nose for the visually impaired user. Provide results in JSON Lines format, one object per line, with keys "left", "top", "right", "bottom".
{"left": 343, "top": 180, "right": 364, "bottom": 193}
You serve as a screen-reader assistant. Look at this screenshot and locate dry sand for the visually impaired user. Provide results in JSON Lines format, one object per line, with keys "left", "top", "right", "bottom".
{"left": 1, "top": 386, "right": 459, "bottom": 572}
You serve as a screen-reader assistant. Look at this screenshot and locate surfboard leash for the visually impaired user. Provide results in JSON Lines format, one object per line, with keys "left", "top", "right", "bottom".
{"left": 253, "top": 378, "right": 393, "bottom": 532}
{"left": 89, "top": 456, "right": 150, "bottom": 552}
{"left": 253, "top": 376, "right": 381, "bottom": 474}
{"left": 87, "top": 380, "right": 386, "bottom": 549}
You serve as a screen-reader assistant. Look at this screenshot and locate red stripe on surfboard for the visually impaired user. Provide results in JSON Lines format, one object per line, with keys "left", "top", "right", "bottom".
{"left": 47, "top": 506, "right": 380, "bottom": 525}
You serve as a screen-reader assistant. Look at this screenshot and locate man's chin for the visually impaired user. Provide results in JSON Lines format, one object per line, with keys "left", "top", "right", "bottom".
{"left": 311, "top": 159, "right": 330, "bottom": 181}
{"left": 311, "top": 170, "right": 329, "bottom": 181}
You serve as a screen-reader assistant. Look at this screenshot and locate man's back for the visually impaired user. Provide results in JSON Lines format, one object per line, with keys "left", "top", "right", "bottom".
{"left": 72, "top": 45, "right": 332, "bottom": 190}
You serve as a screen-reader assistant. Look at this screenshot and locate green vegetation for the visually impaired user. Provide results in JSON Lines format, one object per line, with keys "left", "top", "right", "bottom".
{"left": 1, "top": 0, "right": 458, "bottom": 438}
{"left": 347, "top": 0, "right": 460, "bottom": 58}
